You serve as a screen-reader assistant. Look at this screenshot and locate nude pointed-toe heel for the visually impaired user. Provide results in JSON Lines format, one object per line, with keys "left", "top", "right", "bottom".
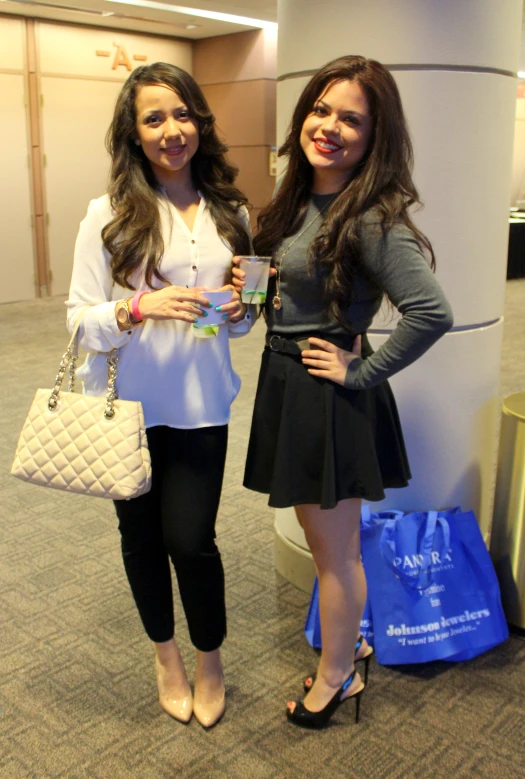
{"left": 156, "top": 658, "right": 193, "bottom": 724}
{"left": 193, "top": 691, "right": 226, "bottom": 729}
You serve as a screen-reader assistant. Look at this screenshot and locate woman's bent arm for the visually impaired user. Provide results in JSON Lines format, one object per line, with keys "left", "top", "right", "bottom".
{"left": 344, "top": 221, "right": 454, "bottom": 390}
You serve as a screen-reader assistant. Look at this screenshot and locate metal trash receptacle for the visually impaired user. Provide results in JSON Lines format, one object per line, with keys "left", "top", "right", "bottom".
{"left": 491, "top": 392, "right": 525, "bottom": 629}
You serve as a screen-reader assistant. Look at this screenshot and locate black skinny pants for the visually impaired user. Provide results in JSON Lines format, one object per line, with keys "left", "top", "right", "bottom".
{"left": 114, "top": 425, "right": 228, "bottom": 651}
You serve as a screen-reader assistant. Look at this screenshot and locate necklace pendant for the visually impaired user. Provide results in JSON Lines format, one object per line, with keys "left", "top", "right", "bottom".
{"left": 272, "top": 295, "right": 282, "bottom": 310}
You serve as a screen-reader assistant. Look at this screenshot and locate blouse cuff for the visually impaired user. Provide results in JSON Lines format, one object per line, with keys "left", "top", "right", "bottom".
{"left": 73, "top": 301, "right": 136, "bottom": 352}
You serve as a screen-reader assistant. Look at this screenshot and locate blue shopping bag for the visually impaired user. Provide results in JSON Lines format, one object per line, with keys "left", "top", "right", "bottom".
{"left": 304, "top": 576, "right": 322, "bottom": 649}
{"left": 304, "top": 509, "right": 404, "bottom": 650}
{"left": 304, "top": 577, "right": 375, "bottom": 649}
{"left": 361, "top": 507, "right": 509, "bottom": 664}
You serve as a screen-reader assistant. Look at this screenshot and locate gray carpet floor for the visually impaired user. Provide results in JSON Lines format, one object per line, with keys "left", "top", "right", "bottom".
{"left": 1, "top": 282, "right": 525, "bottom": 779}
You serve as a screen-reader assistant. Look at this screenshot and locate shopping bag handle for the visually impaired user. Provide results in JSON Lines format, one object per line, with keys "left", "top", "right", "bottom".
{"left": 361, "top": 505, "right": 404, "bottom": 528}
{"left": 380, "top": 511, "right": 451, "bottom": 590}
{"left": 361, "top": 504, "right": 372, "bottom": 524}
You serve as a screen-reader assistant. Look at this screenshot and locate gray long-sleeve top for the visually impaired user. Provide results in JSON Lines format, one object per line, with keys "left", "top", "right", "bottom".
{"left": 266, "top": 193, "right": 454, "bottom": 390}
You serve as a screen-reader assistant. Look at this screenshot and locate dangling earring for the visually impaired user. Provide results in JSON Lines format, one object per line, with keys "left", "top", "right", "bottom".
{"left": 134, "top": 139, "right": 141, "bottom": 146}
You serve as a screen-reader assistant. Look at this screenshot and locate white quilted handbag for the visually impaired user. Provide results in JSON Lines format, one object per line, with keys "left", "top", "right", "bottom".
{"left": 11, "top": 312, "right": 152, "bottom": 500}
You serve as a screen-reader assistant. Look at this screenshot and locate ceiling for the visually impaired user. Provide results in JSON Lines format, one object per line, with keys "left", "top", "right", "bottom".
{"left": 0, "top": 0, "right": 278, "bottom": 39}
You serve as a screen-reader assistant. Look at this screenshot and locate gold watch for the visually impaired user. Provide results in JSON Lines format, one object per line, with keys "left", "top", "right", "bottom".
{"left": 115, "top": 298, "right": 134, "bottom": 329}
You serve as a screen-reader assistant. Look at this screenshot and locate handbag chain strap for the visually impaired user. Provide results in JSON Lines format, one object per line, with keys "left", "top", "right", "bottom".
{"left": 48, "top": 309, "right": 119, "bottom": 419}
{"left": 104, "top": 353, "right": 118, "bottom": 419}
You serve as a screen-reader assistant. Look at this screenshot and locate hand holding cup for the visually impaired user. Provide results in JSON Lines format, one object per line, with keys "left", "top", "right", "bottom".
{"left": 193, "top": 286, "right": 245, "bottom": 338}
{"left": 232, "top": 256, "right": 274, "bottom": 303}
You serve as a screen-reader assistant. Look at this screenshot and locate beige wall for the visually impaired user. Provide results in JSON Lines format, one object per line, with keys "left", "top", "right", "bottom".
{"left": 0, "top": 17, "right": 35, "bottom": 304}
{"left": 37, "top": 22, "right": 192, "bottom": 296}
{"left": 194, "top": 29, "right": 277, "bottom": 227}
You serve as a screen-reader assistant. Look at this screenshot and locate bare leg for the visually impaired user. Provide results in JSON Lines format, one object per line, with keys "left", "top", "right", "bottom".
{"left": 155, "top": 638, "right": 193, "bottom": 723}
{"left": 289, "top": 498, "right": 366, "bottom": 714}
{"left": 193, "top": 648, "right": 225, "bottom": 728}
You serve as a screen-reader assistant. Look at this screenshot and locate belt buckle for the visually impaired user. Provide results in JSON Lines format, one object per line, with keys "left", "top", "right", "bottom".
{"left": 269, "top": 335, "right": 281, "bottom": 352}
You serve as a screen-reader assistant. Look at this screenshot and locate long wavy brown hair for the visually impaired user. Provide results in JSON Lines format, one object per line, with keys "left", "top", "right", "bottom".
{"left": 103, "top": 62, "right": 251, "bottom": 289}
{"left": 253, "top": 55, "right": 435, "bottom": 328}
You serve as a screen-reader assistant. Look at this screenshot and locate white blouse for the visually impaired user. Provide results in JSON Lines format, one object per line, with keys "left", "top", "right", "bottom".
{"left": 66, "top": 193, "right": 253, "bottom": 429}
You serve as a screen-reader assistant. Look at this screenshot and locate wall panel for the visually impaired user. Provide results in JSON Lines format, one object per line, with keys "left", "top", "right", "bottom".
{"left": 193, "top": 27, "right": 276, "bottom": 83}
{"left": 201, "top": 80, "right": 275, "bottom": 147}
{"left": 38, "top": 23, "right": 191, "bottom": 80}
{"left": 195, "top": 29, "right": 276, "bottom": 218}
{"left": 0, "top": 16, "right": 25, "bottom": 70}
{"left": 0, "top": 17, "right": 35, "bottom": 304}
{"left": 41, "top": 77, "right": 122, "bottom": 295}
{"left": 227, "top": 146, "right": 275, "bottom": 210}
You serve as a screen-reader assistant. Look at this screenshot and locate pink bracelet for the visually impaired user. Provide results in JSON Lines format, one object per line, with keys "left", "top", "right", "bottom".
{"left": 131, "top": 290, "right": 149, "bottom": 323}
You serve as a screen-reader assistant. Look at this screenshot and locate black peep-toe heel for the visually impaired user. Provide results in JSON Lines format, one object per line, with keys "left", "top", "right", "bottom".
{"left": 287, "top": 669, "right": 365, "bottom": 729}
{"left": 355, "top": 635, "right": 374, "bottom": 685}
{"left": 304, "top": 635, "right": 374, "bottom": 692}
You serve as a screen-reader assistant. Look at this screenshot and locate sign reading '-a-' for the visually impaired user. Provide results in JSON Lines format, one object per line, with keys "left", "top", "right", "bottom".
{"left": 96, "top": 42, "right": 148, "bottom": 71}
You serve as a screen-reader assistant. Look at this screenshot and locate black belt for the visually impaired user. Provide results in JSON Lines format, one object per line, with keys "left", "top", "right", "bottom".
{"left": 265, "top": 332, "right": 358, "bottom": 355}
{"left": 265, "top": 334, "right": 310, "bottom": 355}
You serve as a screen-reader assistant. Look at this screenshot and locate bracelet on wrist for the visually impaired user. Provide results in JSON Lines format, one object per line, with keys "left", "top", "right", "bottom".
{"left": 130, "top": 290, "right": 149, "bottom": 323}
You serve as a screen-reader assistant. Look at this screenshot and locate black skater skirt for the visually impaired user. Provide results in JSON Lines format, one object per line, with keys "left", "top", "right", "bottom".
{"left": 243, "top": 332, "right": 411, "bottom": 510}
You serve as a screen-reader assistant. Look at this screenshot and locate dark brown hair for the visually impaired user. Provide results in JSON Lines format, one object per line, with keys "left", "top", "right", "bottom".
{"left": 103, "top": 62, "right": 251, "bottom": 289}
{"left": 253, "top": 55, "right": 435, "bottom": 328}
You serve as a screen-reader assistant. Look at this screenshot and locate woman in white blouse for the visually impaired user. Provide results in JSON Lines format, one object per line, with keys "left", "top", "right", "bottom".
{"left": 67, "top": 62, "right": 252, "bottom": 729}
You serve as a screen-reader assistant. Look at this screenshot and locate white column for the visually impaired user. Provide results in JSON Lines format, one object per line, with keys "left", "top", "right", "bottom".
{"left": 274, "top": 0, "right": 522, "bottom": 590}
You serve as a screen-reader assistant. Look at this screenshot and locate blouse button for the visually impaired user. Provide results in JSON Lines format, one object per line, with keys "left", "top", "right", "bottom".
{"left": 192, "top": 265, "right": 197, "bottom": 270}
{"left": 191, "top": 239, "right": 196, "bottom": 244}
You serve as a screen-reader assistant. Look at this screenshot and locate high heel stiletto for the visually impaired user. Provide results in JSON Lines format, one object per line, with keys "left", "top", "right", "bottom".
{"left": 155, "top": 657, "right": 193, "bottom": 724}
{"left": 287, "top": 669, "right": 365, "bottom": 729}
{"left": 304, "top": 635, "right": 374, "bottom": 692}
{"left": 193, "top": 651, "right": 225, "bottom": 729}
{"left": 355, "top": 635, "right": 374, "bottom": 684}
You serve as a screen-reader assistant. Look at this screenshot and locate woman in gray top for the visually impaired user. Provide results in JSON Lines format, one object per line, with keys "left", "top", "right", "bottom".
{"left": 234, "top": 55, "right": 453, "bottom": 729}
